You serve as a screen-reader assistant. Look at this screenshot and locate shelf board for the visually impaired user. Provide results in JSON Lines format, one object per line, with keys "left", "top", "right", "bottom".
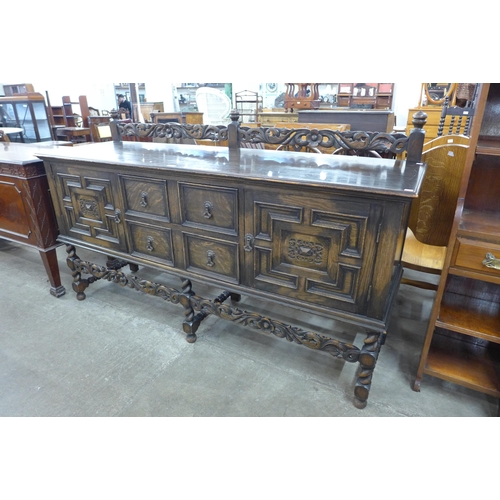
{"left": 425, "top": 329, "right": 500, "bottom": 397}
{"left": 436, "top": 290, "right": 500, "bottom": 342}
{"left": 476, "top": 137, "right": 500, "bottom": 156}
{"left": 459, "top": 209, "right": 500, "bottom": 242}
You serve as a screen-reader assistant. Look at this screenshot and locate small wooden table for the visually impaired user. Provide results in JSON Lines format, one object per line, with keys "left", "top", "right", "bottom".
{"left": 57, "top": 127, "right": 92, "bottom": 143}
{"left": 0, "top": 127, "right": 24, "bottom": 142}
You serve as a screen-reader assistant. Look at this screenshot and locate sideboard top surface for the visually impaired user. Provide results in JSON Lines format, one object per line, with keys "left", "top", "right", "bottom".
{"left": 35, "top": 141, "right": 426, "bottom": 198}
{"left": 0, "top": 142, "right": 72, "bottom": 166}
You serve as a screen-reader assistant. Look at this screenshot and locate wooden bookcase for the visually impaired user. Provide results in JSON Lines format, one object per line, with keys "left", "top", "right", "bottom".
{"left": 414, "top": 83, "right": 500, "bottom": 412}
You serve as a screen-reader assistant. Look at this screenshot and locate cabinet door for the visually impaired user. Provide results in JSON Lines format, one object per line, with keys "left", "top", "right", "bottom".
{"left": 244, "top": 188, "right": 384, "bottom": 315}
{"left": 47, "top": 162, "right": 128, "bottom": 252}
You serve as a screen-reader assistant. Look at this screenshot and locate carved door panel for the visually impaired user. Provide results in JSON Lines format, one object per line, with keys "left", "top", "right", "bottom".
{"left": 244, "top": 188, "right": 383, "bottom": 314}
{"left": 47, "top": 162, "right": 127, "bottom": 252}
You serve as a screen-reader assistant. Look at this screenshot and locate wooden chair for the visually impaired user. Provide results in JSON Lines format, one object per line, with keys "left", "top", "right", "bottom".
{"left": 436, "top": 84, "right": 478, "bottom": 137}
{"left": 323, "top": 119, "right": 468, "bottom": 291}
{"left": 400, "top": 135, "right": 470, "bottom": 290}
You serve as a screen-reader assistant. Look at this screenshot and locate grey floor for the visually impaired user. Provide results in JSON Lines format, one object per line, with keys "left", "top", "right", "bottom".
{"left": 0, "top": 239, "right": 497, "bottom": 417}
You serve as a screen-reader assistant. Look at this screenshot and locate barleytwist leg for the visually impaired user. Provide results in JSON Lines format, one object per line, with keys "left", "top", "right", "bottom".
{"left": 179, "top": 277, "right": 202, "bottom": 343}
{"left": 354, "top": 331, "right": 382, "bottom": 409}
{"left": 66, "top": 245, "right": 98, "bottom": 301}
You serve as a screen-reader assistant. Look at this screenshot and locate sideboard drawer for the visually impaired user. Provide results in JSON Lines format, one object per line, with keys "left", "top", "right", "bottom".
{"left": 454, "top": 237, "right": 500, "bottom": 277}
{"left": 128, "top": 221, "right": 174, "bottom": 267}
{"left": 121, "top": 175, "right": 170, "bottom": 221}
{"left": 183, "top": 232, "right": 239, "bottom": 284}
{"left": 178, "top": 182, "right": 239, "bottom": 235}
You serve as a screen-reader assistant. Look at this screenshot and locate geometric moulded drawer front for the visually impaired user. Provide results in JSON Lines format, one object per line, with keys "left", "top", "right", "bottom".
{"left": 178, "top": 182, "right": 238, "bottom": 235}
{"left": 55, "top": 170, "right": 126, "bottom": 251}
{"left": 128, "top": 221, "right": 174, "bottom": 267}
{"left": 120, "top": 175, "right": 170, "bottom": 221}
{"left": 247, "top": 190, "right": 381, "bottom": 314}
{"left": 183, "top": 232, "right": 239, "bottom": 284}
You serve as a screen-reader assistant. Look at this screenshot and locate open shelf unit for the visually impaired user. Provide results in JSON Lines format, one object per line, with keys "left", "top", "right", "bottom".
{"left": 414, "top": 83, "right": 500, "bottom": 411}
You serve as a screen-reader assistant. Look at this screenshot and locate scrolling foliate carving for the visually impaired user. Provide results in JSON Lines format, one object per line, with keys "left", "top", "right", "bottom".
{"left": 117, "top": 117, "right": 412, "bottom": 158}
{"left": 74, "top": 257, "right": 182, "bottom": 304}
{"left": 118, "top": 122, "right": 229, "bottom": 142}
{"left": 187, "top": 295, "right": 360, "bottom": 362}
{"left": 238, "top": 127, "right": 410, "bottom": 156}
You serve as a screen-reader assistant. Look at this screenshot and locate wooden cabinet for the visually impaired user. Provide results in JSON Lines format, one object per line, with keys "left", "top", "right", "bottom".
{"left": 337, "top": 83, "right": 394, "bottom": 110}
{"left": 283, "top": 83, "right": 321, "bottom": 112}
{"left": 257, "top": 111, "right": 298, "bottom": 126}
{"left": 37, "top": 141, "right": 426, "bottom": 409}
{"left": 151, "top": 112, "right": 203, "bottom": 125}
{"left": 414, "top": 83, "right": 500, "bottom": 409}
{"left": 405, "top": 106, "right": 458, "bottom": 142}
{"left": 298, "top": 109, "right": 395, "bottom": 133}
{"left": 2, "top": 83, "right": 35, "bottom": 95}
{"left": 0, "top": 142, "right": 68, "bottom": 297}
{"left": 0, "top": 93, "right": 53, "bottom": 142}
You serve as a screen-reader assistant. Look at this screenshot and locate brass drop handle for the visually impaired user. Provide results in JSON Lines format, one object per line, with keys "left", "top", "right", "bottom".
{"left": 146, "top": 236, "right": 154, "bottom": 252}
{"left": 140, "top": 191, "right": 148, "bottom": 207}
{"left": 114, "top": 209, "right": 122, "bottom": 224}
{"left": 482, "top": 252, "right": 500, "bottom": 270}
{"left": 206, "top": 250, "right": 216, "bottom": 267}
{"left": 203, "top": 201, "right": 213, "bottom": 219}
{"left": 244, "top": 234, "right": 254, "bottom": 252}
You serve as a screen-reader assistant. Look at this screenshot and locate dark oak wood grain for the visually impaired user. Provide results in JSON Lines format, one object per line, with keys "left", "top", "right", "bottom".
{"left": 37, "top": 139, "right": 427, "bottom": 409}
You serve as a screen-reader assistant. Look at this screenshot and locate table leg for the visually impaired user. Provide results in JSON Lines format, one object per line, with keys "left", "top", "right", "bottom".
{"left": 39, "top": 248, "right": 65, "bottom": 297}
{"left": 354, "top": 331, "right": 382, "bottom": 409}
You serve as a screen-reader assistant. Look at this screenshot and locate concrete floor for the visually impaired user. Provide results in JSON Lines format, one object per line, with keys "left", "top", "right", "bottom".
{"left": 0, "top": 239, "right": 497, "bottom": 417}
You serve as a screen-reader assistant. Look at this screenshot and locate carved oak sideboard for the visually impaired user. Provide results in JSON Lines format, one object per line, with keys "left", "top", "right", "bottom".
{"left": 37, "top": 141, "right": 426, "bottom": 408}
{"left": 0, "top": 142, "right": 69, "bottom": 297}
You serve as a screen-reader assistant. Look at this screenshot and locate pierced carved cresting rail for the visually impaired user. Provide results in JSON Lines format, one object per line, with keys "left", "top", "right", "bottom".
{"left": 116, "top": 109, "right": 427, "bottom": 161}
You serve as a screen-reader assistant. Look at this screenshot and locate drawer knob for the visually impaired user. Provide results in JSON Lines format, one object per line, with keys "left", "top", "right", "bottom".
{"left": 206, "top": 250, "right": 216, "bottom": 267}
{"left": 140, "top": 192, "right": 148, "bottom": 207}
{"left": 203, "top": 201, "right": 213, "bottom": 219}
{"left": 482, "top": 252, "right": 500, "bottom": 270}
{"left": 147, "top": 236, "right": 154, "bottom": 252}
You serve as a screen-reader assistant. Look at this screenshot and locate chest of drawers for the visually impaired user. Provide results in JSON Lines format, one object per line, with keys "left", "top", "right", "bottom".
{"left": 37, "top": 141, "right": 426, "bottom": 408}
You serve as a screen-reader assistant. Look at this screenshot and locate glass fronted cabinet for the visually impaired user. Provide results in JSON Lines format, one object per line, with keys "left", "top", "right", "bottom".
{"left": 0, "top": 93, "right": 53, "bottom": 142}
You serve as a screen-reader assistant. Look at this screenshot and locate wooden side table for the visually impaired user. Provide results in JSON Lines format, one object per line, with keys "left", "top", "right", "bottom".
{"left": 58, "top": 127, "right": 92, "bottom": 143}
